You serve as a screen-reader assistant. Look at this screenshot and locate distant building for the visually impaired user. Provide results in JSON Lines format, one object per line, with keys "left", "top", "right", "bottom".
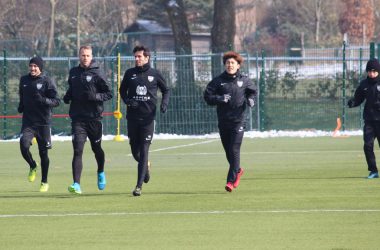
{"left": 123, "top": 19, "right": 210, "bottom": 53}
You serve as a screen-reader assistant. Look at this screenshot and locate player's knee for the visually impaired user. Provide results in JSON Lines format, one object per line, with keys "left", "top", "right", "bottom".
{"left": 20, "top": 139, "right": 31, "bottom": 150}
{"left": 364, "top": 143, "right": 374, "bottom": 152}
{"left": 73, "top": 148, "right": 84, "bottom": 157}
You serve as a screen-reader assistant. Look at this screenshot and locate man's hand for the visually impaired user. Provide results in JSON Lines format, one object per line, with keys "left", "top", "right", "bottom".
{"left": 17, "top": 104, "right": 23, "bottom": 113}
{"left": 35, "top": 92, "right": 45, "bottom": 104}
{"left": 124, "top": 98, "right": 138, "bottom": 108}
{"left": 63, "top": 94, "right": 70, "bottom": 104}
{"left": 347, "top": 99, "right": 355, "bottom": 108}
{"left": 217, "top": 94, "right": 231, "bottom": 103}
{"left": 82, "top": 91, "right": 97, "bottom": 101}
{"left": 160, "top": 103, "right": 167, "bottom": 113}
{"left": 248, "top": 98, "right": 255, "bottom": 107}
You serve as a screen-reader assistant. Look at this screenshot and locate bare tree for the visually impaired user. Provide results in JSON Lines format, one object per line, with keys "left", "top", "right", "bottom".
{"left": 47, "top": 0, "right": 58, "bottom": 56}
{"left": 314, "top": 0, "right": 322, "bottom": 44}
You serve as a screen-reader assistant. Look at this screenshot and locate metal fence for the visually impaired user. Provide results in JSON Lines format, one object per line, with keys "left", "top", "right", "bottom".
{"left": 0, "top": 45, "right": 376, "bottom": 139}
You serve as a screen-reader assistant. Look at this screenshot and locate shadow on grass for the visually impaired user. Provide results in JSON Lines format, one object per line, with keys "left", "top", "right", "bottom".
{"left": 0, "top": 190, "right": 225, "bottom": 199}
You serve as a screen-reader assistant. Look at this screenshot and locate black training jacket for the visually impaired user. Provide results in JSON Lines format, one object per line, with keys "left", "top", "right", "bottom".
{"left": 204, "top": 70, "right": 257, "bottom": 124}
{"left": 120, "top": 63, "right": 170, "bottom": 121}
{"left": 350, "top": 75, "right": 380, "bottom": 121}
{"left": 64, "top": 60, "right": 113, "bottom": 122}
{"left": 18, "top": 72, "right": 60, "bottom": 126}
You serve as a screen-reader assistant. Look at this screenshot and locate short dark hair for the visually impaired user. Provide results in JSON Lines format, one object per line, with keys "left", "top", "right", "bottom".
{"left": 79, "top": 45, "right": 92, "bottom": 54}
{"left": 223, "top": 51, "right": 243, "bottom": 65}
{"left": 133, "top": 45, "right": 151, "bottom": 58}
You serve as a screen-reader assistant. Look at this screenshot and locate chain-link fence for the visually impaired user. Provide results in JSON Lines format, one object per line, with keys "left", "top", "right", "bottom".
{"left": 0, "top": 45, "right": 376, "bottom": 139}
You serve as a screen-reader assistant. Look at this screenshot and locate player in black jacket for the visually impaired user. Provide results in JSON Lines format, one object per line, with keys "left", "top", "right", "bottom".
{"left": 348, "top": 58, "right": 380, "bottom": 179}
{"left": 63, "top": 45, "right": 113, "bottom": 194}
{"left": 18, "top": 56, "right": 60, "bottom": 192}
{"left": 204, "top": 51, "right": 257, "bottom": 192}
{"left": 120, "top": 45, "right": 170, "bottom": 196}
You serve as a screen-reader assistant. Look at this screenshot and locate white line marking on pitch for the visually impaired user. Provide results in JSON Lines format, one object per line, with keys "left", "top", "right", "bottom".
{"left": 151, "top": 150, "right": 363, "bottom": 156}
{"left": 1, "top": 209, "right": 379, "bottom": 218}
{"left": 126, "top": 139, "right": 219, "bottom": 156}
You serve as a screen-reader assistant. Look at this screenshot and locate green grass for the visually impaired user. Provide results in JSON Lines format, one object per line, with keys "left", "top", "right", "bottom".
{"left": 1, "top": 136, "right": 380, "bottom": 250}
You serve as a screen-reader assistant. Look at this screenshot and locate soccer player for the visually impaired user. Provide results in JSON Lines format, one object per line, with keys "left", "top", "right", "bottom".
{"left": 120, "top": 45, "right": 170, "bottom": 196}
{"left": 18, "top": 56, "right": 60, "bottom": 192}
{"left": 63, "top": 45, "right": 113, "bottom": 194}
{"left": 348, "top": 58, "right": 380, "bottom": 179}
{"left": 204, "top": 51, "right": 257, "bottom": 192}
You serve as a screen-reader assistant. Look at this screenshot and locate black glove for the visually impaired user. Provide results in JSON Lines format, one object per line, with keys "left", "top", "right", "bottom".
{"left": 216, "top": 94, "right": 231, "bottom": 103}
{"left": 124, "top": 98, "right": 138, "bottom": 108}
{"left": 35, "top": 92, "right": 45, "bottom": 104}
{"left": 248, "top": 98, "right": 255, "bottom": 107}
{"left": 160, "top": 103, "right": 167, "bottom": 113}
{"left": 347, "top": 99, "right": 354, "bottom": 108}
{"left": 63, "top": 94, "right": 70, "bottom": 104}
{"left": 82, "top": 91, "right": 97, "bottom": 101}
{"left": 17, "top": 104, "right": 24, "bottom": 113}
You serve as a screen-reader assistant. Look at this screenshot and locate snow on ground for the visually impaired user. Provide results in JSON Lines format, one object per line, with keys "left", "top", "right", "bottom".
{"left": 0, "top": 130, "right": 363, "bottom": 142}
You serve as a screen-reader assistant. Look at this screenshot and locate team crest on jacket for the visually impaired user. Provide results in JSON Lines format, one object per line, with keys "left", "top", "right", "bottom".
{"left": 148, "top": 76, "right": 154, "bottom": 82}
{"left": 237, "top": 81, "right": 243, "bottom": 87}
{"left": 36, "top": 83, "right": 43, "bottom": 89}
{"left": 136, "top": 85, "right": 147, "bottom": 95}
{"left": 86, "top": 75, "right": 92, "bottom": 82}
{"left": 377, "top": 85, "right": 380, "bottom": 92}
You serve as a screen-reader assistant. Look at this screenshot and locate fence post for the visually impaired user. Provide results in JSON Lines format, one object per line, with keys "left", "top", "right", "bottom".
{"left": 342, "top": 41, "right": 346, "bottom": 131}
{"left": 2, "top": 49, "right": 7, "bottom": 139}
{"left": 255, "top": 52, "right": 260, "bottom": 131}
{"left": 259, "top": 50, "right": 266, "bottom": 131}
{"left": 377, "top": 43, "right": 380, "bottom": 60}
{"left": 359, "top": 48, "right": 363, "bottom": 128}
{"left": 111, "top": 51, "right": 116, "bottom": 133}
{"left": 370, "top": 42, "right": 375, "bottom": 59}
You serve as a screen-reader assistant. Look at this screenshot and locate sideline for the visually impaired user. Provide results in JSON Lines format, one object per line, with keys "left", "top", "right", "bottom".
{"left": 1, "top": 209, "right": 379, "bottom": 218}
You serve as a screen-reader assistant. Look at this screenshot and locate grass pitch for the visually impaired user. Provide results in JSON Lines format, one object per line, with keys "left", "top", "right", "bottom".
{"left": 1, "top": 136, "right": 380, "bottom": 250}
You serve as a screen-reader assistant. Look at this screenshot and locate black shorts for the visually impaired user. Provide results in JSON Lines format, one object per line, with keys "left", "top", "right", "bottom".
{"left": 218, "top": 122, "right": 245, "bottom": 144}
{"left": 127, "top": 119, "right": 154, "bottom": 143}
{"left": 72, "top": 120, "right": 103, "bottom": 144}
{"left": 20, "top": 125, "right": 52, "bottom": 150}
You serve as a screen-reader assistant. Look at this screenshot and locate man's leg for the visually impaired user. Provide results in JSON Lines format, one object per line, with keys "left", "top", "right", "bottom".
{"left": 363, "top": 122, "right": 378, "bottom": 173}
{"left": 136, "top": 120, "right": 154, "bottom": 189}
{"left": 36, "top": 126, "right": 52, "bottom": 184}
{"left": 20, "top": 127, "right": 37, "bottom": 169}
{"left": 88, "top": 121, "right": 105, "bottom": 173}
{"left": 20, "top": 127, "right": 37, "bottom": 182}
{"left": 127, "top": 120, "right": 140, "bottom": 162}
{"left": 71, "top": 122, "right": 87, "bottom": 184}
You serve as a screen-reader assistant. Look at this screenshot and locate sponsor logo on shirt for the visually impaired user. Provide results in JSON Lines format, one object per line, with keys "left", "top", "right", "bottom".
{"left": 136, "top": 85, "right": 147, "bottom": 95}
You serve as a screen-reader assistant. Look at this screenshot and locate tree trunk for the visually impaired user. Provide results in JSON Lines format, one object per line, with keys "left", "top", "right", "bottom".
{"left": 47, "top": 0, "right": 57, "bottom": 56}
{"left": 315, "top": 0, "right": 322, "bottom": 44}
{"left": 163, "top": 0, "right": 200, "bottom": 134}
{"left": 211, "top": 0, "right": 236, "bottom": 77}
{"left": 76, "top": 0, "right": 80, "bottom": 54}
